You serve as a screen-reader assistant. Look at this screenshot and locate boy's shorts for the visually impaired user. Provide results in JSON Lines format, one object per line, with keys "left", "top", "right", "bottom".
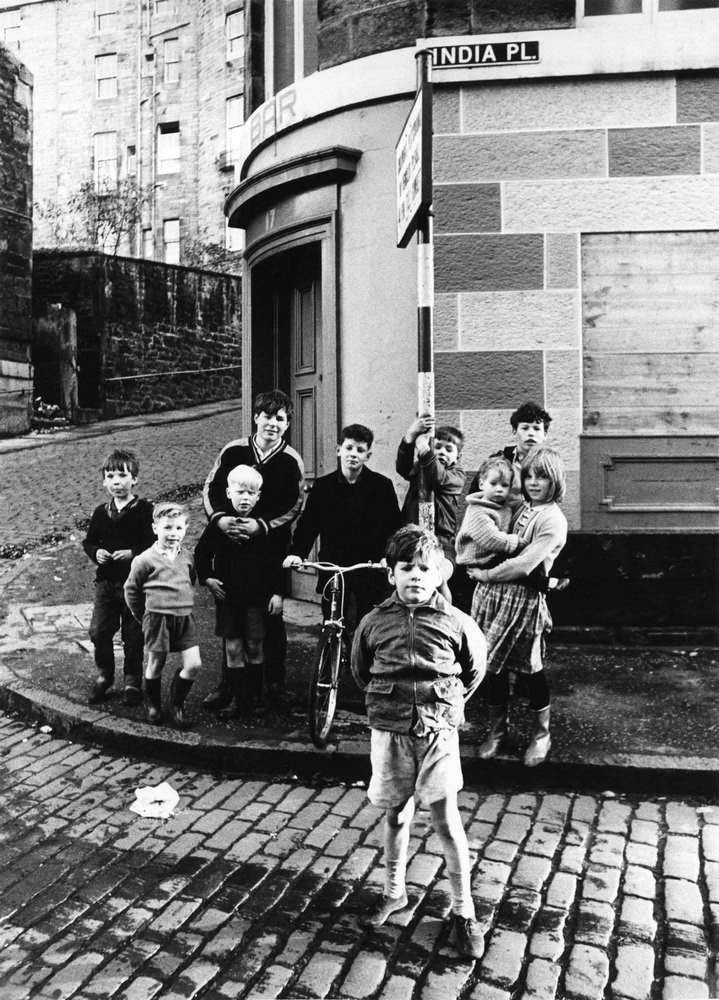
{"left": 143, "top": 611, "right": 197, "bottom": 653}
{"left": 215, "top": 603, "right": 266, "bottom": 641}
{"left": 367, "top": 728, "right": 463, "bottom": 809}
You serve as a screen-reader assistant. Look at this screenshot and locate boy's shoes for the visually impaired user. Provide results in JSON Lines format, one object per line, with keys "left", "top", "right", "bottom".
{"left": 88, "top": 678, "right": 113, "bottom": 704}
{"left": 146, "top": 705, "right": 163, "bottom": 725}
{"left": 123, "top": 684, "right": 142, "bottom": 707}
{"left": 450, "top": 914, "right": 484, "bottom": 960}
{"left": 218, "top": 697, "right": 254, "bottom": 721}
{"left": 360, "top": 892, "right": 409, "bottom": 928}
{"left": 203, "top": 684, "right": 232, "bottom": 711}
{"left": 169, "top": 704, "right": 188, "bottom": 730}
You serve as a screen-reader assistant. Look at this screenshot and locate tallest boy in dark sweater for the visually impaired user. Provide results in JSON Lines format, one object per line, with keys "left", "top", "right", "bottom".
{"left": 83, "top": 449, "right": 154, "bottom": 706}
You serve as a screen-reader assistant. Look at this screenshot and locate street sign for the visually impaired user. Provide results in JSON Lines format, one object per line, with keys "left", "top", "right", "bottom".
{"left": 395, "top": 68, "right": 432, "bottom": 249}
{"left": 430, "top": 41, "right": 540, "bottom": 68}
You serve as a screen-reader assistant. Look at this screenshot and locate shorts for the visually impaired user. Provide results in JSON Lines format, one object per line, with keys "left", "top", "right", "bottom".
{"left": 142, "top": 611, "right": 198, "bottom": 653}
{"left": 367, "top": 728, "right": 463, "bottom": 809}
{"left": 215, "top": 602, "right": 267, "bottom": 641}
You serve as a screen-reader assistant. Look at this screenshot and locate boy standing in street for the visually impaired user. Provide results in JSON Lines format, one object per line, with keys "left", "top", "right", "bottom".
{"left": 203, "top": 389, "right": 304, "bottom": 707}
{"left": 351, "top": 525, "right": 487, "bottom": 957}
{"left": 83, "top": 449, "right": 154, "bottom": 706}
{"left": 196, "top": 465, "right": 286, "bottom": 718}
{"left": 124, "top": 502, "right": 201, "bottom": 729}
{"left": 283, "top": 423, "right": 401, "bottom": 634}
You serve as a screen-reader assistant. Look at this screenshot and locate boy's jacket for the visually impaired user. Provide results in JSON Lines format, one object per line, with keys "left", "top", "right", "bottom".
{"left": 350, "top": 591, "right": 486, "bottom": 736}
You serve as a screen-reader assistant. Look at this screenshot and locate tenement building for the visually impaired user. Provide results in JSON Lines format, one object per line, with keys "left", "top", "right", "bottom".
{"left": 0, "top": 0, "right": 246, "bottom": 262}
{"left": 227, "top": 0, "right": 719, "bottom": 631}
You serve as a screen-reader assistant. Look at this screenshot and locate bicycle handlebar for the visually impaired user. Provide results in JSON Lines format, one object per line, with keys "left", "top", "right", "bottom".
{"left": 291, "top": 560, "right": 385, "bottom": 574}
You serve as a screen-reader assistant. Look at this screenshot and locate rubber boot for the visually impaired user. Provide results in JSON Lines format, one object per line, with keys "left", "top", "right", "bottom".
{"left": 144, "top": 676, "right": 163, "bottom": 725}
{"left": 218, "top": 668, "right": 254, "bottom": 720}
{"left": 170, "top": 669, "right": 194, "bottom": 730}
{"left": 123, "top": 673, "right": 143, "bottom": 707}
{"left": 89, "top": 673, "right": 114, "bottom": 705}
{"left": 478, "top": 703, "right": 509, "bottom": 760}
{"left": 250, "top": 661, "right": 266, "bottom": 715}
{"left": 203, "top": 643, "right": 231, "bottom": 710}
{"left": 524, "top": 706, "right": 551, "bottom": 767}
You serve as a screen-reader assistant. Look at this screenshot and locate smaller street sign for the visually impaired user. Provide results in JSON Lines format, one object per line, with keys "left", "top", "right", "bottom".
{"left": 395, "top": 69, "right": 432, "bottom": 249}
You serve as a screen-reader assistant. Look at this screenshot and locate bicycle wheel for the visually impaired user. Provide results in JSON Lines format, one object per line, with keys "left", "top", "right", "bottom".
{"left": 308, "top": 628, "right": 343, "bottom": 748}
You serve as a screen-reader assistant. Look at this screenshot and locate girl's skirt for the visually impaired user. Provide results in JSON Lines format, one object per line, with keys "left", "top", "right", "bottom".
{"left": 471, "top": 581, "right": 552, "bottom": 675}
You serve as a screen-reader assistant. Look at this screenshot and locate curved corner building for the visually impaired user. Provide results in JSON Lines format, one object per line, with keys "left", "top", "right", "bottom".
{"left": 226, "top": 0, "right": 719, "bottom": 631}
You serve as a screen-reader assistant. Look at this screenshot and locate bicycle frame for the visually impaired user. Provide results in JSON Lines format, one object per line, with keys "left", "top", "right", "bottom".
{"left": 289, "top": 560, "right": 383, "bottom": 747}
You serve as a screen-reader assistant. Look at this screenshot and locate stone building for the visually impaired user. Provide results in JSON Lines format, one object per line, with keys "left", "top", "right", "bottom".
{"left": 0, "top": 0, "right": 245, "bottom": 263}
{"left": 0, "top": 42, "right": 33, "bottom": 434}
{"left": 226, "top": 0, "right": 719, "bottom": 632}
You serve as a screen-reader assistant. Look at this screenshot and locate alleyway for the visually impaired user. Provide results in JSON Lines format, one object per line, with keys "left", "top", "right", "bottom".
{"left": 0, "top": 713, "right": 716, "bottom": 1000}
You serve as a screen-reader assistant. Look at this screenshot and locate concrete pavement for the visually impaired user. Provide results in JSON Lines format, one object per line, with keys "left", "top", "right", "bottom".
{"left": 0, "top": 712, "right": 717, "bottom": 1000}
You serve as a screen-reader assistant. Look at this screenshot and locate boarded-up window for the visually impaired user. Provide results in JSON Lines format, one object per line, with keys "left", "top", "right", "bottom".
{"left": 583, "top": 231, "right": 719, "bottom": 435}
{"left": 581, "top": 232, "right": 719, "bottom": 530}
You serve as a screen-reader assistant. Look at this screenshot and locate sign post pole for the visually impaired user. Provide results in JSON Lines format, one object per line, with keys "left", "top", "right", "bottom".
{"left": 415, "top": 51, "right": 434, "bottom": 532}
{"left": 396, "top": 49, "right": 434, "bottom": 531}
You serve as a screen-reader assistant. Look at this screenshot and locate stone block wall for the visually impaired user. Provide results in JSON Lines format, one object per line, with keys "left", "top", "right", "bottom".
{"left": 431, "top": 71, "right": 719, "bottom": 534}
{"left": 317, "top": 0, "right": 574, "bottom": 69}
{"left": 0, "top": 44, "right": 33, "bottom": 436}
{"left": 32, "top": 252, "right": 241, "bottom": 419}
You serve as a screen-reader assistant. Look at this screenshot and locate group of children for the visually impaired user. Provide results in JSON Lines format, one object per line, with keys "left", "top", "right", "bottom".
{"left": 82, "top": 391, "right": 568, "bottom": 958}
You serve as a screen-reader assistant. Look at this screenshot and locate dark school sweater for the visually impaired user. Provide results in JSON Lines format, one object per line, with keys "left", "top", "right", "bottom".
{"left": 203, "top": 436, "right": 304, "bottom": 544}
{"left": 83, "top": 497, "right": 155, "bottom": 583}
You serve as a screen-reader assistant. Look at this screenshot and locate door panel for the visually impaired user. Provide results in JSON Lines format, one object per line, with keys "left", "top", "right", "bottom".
{"left": 251, "top": 242, "right": 324, "bottom": 600}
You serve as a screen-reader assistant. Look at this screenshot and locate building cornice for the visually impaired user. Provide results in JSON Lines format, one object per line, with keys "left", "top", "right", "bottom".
{"left": 225, "top": 146, "right": 362, "bottom": 228}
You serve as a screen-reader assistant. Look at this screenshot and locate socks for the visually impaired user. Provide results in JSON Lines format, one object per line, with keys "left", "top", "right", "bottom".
{"left": 172, "top": 671, "right": 194, "bottom": 706}
{"left": 144, "top": 676, "right": 162, "bottom": 708}
{"left": 447, "top": 869, "right": 476, "bottom": 919}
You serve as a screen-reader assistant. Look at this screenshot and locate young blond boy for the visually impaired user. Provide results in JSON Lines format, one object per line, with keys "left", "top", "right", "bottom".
{"left": 195, "top": 464, "right": 285, "bottom": 717}
{"left": 124, "top": 502, "right": 201, "bottom": 729}
{"left": 351, "top": 526, "right": 487, "bottom": 957}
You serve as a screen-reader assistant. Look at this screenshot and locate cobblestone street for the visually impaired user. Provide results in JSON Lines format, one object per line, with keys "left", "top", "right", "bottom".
{"left": 0, "top": 403, "right": 243, "bottom": 550}
{"left": 0, "top": 713, "right": 716, "bottom": 1000}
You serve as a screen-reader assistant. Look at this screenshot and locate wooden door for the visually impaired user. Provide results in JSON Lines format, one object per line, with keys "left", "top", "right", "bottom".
{"left": 288, "top": 245, "right": 322, "bottom": 600}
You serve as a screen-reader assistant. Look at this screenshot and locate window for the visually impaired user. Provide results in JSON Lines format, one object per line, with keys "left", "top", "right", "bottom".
{"left": 2, "top": 23, "right": 21, "bottom": 50}
{"left": 143, "top": 228, "right": 154, "bottom": 259}
{"left": 226, "top": 95, "right": 243, "bottom": 164}
{"left": 154, "top": 0, "right": 175, "bottom": 15}
{"left": 94, "top": 131, "right": 117, "bottom": 189}
{"left": 225, "top": 221, "right": 245, "bottom": 252}
{"left": 581, "top": 0, "right": 718, "bottom": 12}
{"left": 157, "top": 122, "right": 180, "bottom": 173}
{"left": 95, "top": 53, "right": 118, "bottom": 99}
{"left": 163, "top": 219, "right": 180, "bottom": 264}
{"left": 126, "top": 144, "right": 136, "bottom": 176}
{"left": 658, "top": 0, "right": 719, "bottom": 7}
{"left": 583, "top": 0, "right": 641, "bottom": 12}
{"left": 226, "top": 9, "right": 244, "bottom": 60}
{"left": 96, "top": 0, "right": 117, "bottom": 32}
{"left": 164, "top": 38, "right": 179, "bottom": 83}
{"left": 262, "top": 0, "right": 317, "bottom": 100}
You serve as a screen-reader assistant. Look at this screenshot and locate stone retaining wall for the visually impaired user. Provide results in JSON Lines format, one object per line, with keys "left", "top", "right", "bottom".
{"left": 32, "top": 252, "right": 242, "bottom": 419}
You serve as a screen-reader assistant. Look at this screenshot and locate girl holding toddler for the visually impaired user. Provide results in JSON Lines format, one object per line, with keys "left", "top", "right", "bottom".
{"left": 456, "top": 446, "right": 567, "bottom": 767}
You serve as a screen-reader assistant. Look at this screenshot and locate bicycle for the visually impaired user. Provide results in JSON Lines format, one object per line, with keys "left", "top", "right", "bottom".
{"left": 288, "top": 560, "right": 384, "bottom": 748}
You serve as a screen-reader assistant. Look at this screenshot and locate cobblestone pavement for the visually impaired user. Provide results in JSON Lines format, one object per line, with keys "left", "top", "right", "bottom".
{"left": 0, "top": 404, "right": 243, "bottom": 550}
{"left": 0, "top": 714, "right": 717, "bottom": 1000}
